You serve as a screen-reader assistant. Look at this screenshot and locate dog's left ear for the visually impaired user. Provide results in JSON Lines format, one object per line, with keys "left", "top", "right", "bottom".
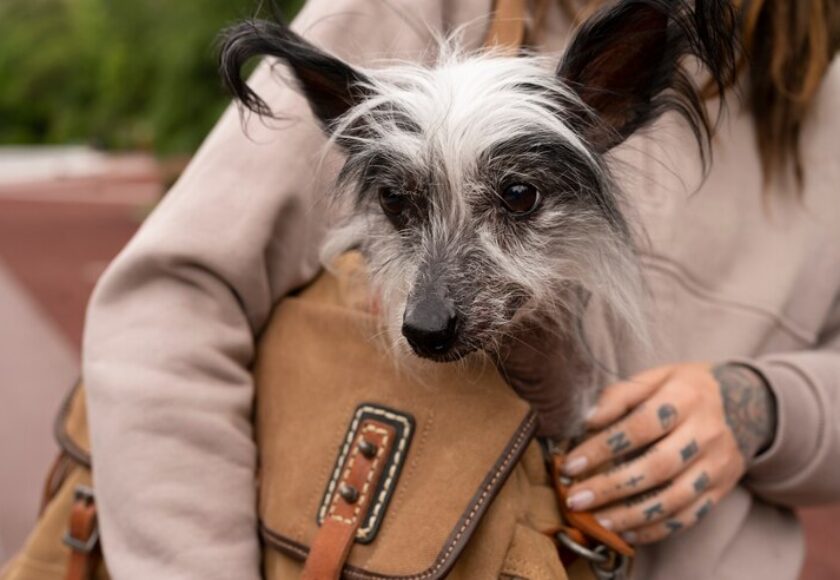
{"left": 558, "top": 0, "right": 736, "bottom": 153}
{"left": 219, "top": 19, "right": 371, "bottom": 131}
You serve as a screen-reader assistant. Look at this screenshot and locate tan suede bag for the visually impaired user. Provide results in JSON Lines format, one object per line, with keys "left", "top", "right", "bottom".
{"left": 1, "top": 253, "right": 636, "bottom": 580}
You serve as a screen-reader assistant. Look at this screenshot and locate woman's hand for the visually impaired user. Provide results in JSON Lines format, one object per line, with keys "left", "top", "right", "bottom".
{"left": 562, "top": 362, "right": 777, "bottom": 545}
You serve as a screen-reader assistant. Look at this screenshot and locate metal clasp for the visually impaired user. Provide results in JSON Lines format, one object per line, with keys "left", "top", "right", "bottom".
{"left": 63, "top": 485, "right": 99, "bottom": 553}
{"left": 556, "top": 530, "right": 629, "bottom": 580}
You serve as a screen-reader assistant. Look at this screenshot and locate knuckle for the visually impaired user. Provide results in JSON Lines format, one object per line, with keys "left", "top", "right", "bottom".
{"left": 663, "top": 377, "right": 689, "bottom": 394}
{"left": 652, "top": 400, "right": 680, "bottom": 432}
{"left": 647, "top": 450, "right": 677, "bottom": 480}
{"left": 602, "top": 382, "right": 632, "bottom": 406}
{"left": 676, "top": 438, "right": 701, "bottom": 464}
{"left": 699, "top": 428, "right": 722, "bottom": 449}
{"left": 593, "top": 479, "right": 621, "bottom": 505}
{"left": 689, "top": 470, "right": 713, "bottom": 497}
{"left": 638, "top": 527, "right": 665, "bottom": 544}
{"left": 661, "top": 481, "right": 686, "bottom": 507}
{"left": 709, "top": 452, "right": 739, "bottom": 477}
{"left": 573, "top": 439, "right": 599, "bottom": 461}
{"left": 611, "top": 509, "right": 639, "bottom": 531}
{"left": 693, "top": 496, "right": 715, "bottom": 523}
{"left": 603, "top": 429, "right": 634, "bottom": 457}
{"left": 639, "top": 499, "right": 667, "bottom": 524}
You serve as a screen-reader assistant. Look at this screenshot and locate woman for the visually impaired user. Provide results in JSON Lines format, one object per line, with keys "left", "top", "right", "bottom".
{"left": 82, "top": 0, "right": 840, "bottom": 578}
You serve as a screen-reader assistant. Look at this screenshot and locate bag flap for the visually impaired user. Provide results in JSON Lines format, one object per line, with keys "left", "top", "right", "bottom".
{"left": 254, "top": 257, "right": 537, "bottom": 579}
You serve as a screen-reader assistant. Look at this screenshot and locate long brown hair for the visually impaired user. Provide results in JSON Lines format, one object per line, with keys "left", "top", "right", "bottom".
{"left": 743, "top": 0, "right": 840, "bottom": 184}
{"left": 559, "top": 0, "right": 840, "bottom": 186}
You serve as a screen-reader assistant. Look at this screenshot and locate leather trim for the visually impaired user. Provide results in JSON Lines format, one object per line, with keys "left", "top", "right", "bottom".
{"left": 260, "top": 410, "right": 539, "bottom": 580}
{"left": 54, "top": 381, "right": 92, "bottom": 468}
{"left": 304, "top": 417, "right": 399, "bottom": 579}
{"left": 317, "top": 404, "right": 415, "bottom": 544}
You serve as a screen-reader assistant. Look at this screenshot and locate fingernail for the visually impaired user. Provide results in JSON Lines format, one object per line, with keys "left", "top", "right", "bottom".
{"left": 566, "top": 490, "right": 594, "bottom": 511}
{"left": 596, "top": 517, "right": 613, "bottom": 530}
{"left": 622, "top": 531, "right": 637, "bottom": 544}
{"left": 563, "top": 456, "right": 588, "bottom": 476}
{"left": 584, "top": 406, "right": 598, "bottom": 422}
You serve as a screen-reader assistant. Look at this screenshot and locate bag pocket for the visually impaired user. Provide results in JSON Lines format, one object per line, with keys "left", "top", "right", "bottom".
{"left": 499, "top": 523, "right": 569, "bottom": 580}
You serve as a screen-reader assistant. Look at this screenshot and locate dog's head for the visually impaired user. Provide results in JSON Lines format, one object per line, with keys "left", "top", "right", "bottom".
{"left": 220, "top": 0, "right": 735, "bottom": 362}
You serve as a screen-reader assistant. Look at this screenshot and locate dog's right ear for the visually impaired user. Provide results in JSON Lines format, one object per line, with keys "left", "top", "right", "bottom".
{"left": 219, "top": 19, "right": 371, "bottom": 132}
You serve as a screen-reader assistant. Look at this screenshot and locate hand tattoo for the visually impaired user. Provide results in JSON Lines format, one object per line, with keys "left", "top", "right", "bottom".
{"left": 695, "top": 499, "right": 713, "bottom": 521}
{"left": 658, "top": 404, "right": 678, "bottom": 430}
{"left": 624, "top": 475, "right": 645, "bottom": 488}
{"left": 713, "top": 364, "right": 778, "bottom": 462}
{"left": 665, "top": 519, "right": 683, "bottom": 534}
{"left": 607, "top": 432, "right": 632, "bottom": 455}
{"left": 680, "top": 440, "right": 699, "bottom": 463}
{"left": 693, "top": 472, "right": 710, "bottom": 494}
{"left": 644, "top": 502, "right": 665, "bottom": 521}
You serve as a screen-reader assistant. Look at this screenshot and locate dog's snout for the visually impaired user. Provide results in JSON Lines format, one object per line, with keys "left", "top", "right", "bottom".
{"left": 402, "top": 295, "right": 458, "bottom": 358}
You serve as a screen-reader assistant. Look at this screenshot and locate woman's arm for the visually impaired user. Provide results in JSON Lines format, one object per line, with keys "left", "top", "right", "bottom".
{"left": 82, "top": 1, "right": 484, "bottom": 578}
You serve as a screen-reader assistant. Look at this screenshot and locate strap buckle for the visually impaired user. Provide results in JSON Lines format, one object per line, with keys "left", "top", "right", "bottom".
{"left": 63, "top": 485, "right": 99, "bottom": 554}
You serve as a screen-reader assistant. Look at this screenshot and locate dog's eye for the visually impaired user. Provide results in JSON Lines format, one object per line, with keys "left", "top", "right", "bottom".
{"left": 501, "top": 183, "right": 540, "bottom": 216}
{"left": 379, "top": 187, "right": 408, "bottom": 218}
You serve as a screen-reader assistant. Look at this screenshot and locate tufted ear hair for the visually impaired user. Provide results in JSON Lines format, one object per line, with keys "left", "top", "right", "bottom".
{"left": 558, "top": 0, "right": 737, "bottom": 155}
{"left": 219, "top": 18, "right": 371, "bottom": 131}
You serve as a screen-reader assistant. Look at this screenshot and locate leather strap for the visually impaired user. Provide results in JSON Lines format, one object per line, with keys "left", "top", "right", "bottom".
{"left": 484, "top": 0, "right": 528, "bottom": 52}
{"left": 301, "top": 419, "right": 397, "bottom": 580}
{"left": 40, "top": 453, "right": 72, "bottom": 515}
{"left": 64, "top": 486, "right": 100, "bottom": 580}
{"left": 549, "top": 453, "right": 635, "bottom": 558}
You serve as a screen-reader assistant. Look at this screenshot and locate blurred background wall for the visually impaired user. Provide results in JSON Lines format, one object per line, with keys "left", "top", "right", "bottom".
{"left": 0, "top": 0, "right": 836, "bottom": 578}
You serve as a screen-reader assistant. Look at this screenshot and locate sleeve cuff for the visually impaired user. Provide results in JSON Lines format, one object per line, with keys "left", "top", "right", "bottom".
{"left": 726, "top": 357, "right": 823, "bottom": 486}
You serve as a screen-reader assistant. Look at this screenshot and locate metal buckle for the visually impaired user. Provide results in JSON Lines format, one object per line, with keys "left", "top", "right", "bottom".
{"left": 556, "top": 531, "right": 629, "bottom": 580}
{"left": 556, "top": 530, "right": 609, "bottom": 563}
{"left": 63, "top": 485, "right": 99, "bottom": 553}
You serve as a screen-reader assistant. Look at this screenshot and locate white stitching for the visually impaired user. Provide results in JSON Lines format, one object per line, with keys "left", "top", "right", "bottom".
{"left": 318, "top": 405, "right": 413, "bottom": 539}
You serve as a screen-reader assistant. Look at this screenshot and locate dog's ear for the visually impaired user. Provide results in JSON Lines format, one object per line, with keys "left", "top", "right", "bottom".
{"left": 558, "top": 0, "right": 736, "bottom": 153}
{"left": 219, "top": 19, "right": 371, "bottom": 131}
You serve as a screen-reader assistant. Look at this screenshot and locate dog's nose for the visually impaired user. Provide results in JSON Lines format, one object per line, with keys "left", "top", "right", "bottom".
{"left": 402, "top": 296, "right": 458, "bottom": 357}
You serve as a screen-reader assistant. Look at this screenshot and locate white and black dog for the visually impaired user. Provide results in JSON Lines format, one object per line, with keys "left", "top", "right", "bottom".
{"left": 219, "top": 0, "right": 736, "bottom": 436}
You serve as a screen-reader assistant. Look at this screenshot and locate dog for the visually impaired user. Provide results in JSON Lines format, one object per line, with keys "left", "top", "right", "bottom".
{"left": 219, "top": 0, "right": 736, "bottom": 437}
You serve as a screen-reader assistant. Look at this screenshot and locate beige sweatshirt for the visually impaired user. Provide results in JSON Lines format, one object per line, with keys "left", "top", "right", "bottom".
{"left": 82, "top": 1, "right": 840, "bottom": 579}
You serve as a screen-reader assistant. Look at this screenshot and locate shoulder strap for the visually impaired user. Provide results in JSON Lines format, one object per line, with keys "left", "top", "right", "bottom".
{"left": 483, "top": 0, "right": 528, "bottom": 51}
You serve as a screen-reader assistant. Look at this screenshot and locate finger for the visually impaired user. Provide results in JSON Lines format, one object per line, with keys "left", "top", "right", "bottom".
{"left": 564, "top": 391, "right": 684, "bottom": 476}
{"left": 593, "top": 465, "right": 714, "bottom": 532}
{"left": 586, "top": 366, "right": 676, "bottom": 430}
{"left": 566, "top": 426, "right": 703, "bottom": 512}
{"left": 621, "top": 492, "right": 719, "bottom": 545}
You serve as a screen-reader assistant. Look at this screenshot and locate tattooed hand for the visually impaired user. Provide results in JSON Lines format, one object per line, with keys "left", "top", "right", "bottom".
{"left": 561, "top": 362, "right": 777, "bottom": 545}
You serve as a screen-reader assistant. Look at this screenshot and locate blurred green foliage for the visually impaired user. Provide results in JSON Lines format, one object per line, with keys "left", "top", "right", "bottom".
{"left": 0, "top": 0, "right": 303, "bottom": 155}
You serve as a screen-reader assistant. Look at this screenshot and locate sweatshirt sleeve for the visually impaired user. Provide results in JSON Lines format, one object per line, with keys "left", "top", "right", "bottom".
{"left": 81, "top": 1, "right": 482, "bottom": 578}
{"left": 739, "top": 292, "right": 840, "bottom": 507}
